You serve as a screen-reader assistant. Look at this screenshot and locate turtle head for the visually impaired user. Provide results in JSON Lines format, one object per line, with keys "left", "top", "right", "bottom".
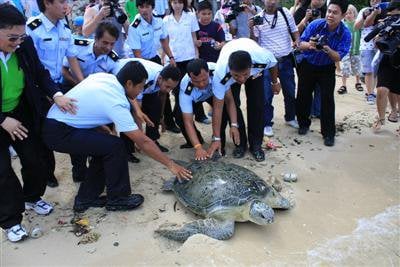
{"left": 249, "top": 200, "right": 274, "bottom": 225}
{"left": 265, "top": 188, "right": 291, "bottom": 209}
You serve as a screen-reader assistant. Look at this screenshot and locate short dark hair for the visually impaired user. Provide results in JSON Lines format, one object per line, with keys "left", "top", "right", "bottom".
{"left": 228, "top": 51, "right": 252, "bottom": 72}
{"left": 197, "top": 0, "right": 212, "bottom": 12}
{"left": 136, "top": 0, "right": 155, "bottom": 8}
{"left": 328, "top": 0, "right": 349, "bottom": 14}
{"left": 36, "top": 0, "right": 54, "bottom": 12}
{"left": 168, "top": 0, "right": 189, "bottom": 14}
{"left": 187, "top": 58, "right": 208, "bottom": 76}
{"left": 117, "top": 61, "right": 148, "bottom": 86}
{"left": 95, "top": 22, "right": 120, "bottom": 40}
{"left": 0, "top": 4, "right": 26, "bottom": 29}
{"left": 160, "top": 65, "right": 181, "bottom": 81}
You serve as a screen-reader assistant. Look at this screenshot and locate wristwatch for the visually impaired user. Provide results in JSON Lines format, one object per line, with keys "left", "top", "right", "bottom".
{"left": 212, "top": 136, "right": 221, "bottom": 142}
{"left": 231, "top": 123, "right": 239, "bottom": 128}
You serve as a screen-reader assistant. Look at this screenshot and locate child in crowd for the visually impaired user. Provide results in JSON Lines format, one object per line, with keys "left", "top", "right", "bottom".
{"left": 196, "top": 0, "right": 225, "bottom": 63}
{"left": 338, "top": 4, "right": 363, "bottom": 94}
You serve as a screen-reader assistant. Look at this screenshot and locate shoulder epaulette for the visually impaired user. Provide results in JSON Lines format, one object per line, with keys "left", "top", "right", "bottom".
{"left": 184, "top": 82, "right": 193, "bottom": 95}
{"left": 153, "top": 13, "right": 163, "bottom": 18}
{"left": 144, "top": 80, "right": 154, "bottom": 89}
{"left": 252, "top": 63, "right": 267, "bottom": 69}
{"left": 108, "top": 50, "right": 119, "bottom": 62}
{"left": 74, "top": 39, "right": 90, "bottom": 46}
{"left": 27, "top": 18, "right": 42, "bottom": 30}
{"left": 132, "top": 18, "right": 141, "bottom": 28}
{"left": 220, "top": 73, "right": 231, "bottom": 85}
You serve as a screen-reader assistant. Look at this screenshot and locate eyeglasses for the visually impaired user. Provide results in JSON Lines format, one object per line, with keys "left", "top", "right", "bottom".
{"left": 6, "top": 34, "right": 28, "bottom": 43}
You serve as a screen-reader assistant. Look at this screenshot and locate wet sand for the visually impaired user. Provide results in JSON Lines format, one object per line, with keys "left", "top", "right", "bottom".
{"left": 1, "top": 78, "right": 399, "bottom": 266}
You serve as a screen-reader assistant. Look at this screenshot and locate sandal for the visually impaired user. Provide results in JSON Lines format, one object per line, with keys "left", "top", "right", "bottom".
{"left": 337, "top": 86, "right": 347, "bottom": 94}
{"left": 388, "top": 111, "right": 399, "bottom": 123}
{"left": 355, "top": 83, "right": 364, "bottom": 92}
{"left": 372, "top": 118, "right": 385, "bottom": 132}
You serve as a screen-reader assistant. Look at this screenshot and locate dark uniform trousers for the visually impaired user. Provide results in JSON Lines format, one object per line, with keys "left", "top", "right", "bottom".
{"left": 222, "top": 74, "right": 265, "bottom": 152}
{"left": 0, "top": 103, "right": 48, "bottom": 229}
{"left": 42, "top": 119, "right": 132, "bottom": 202}
{"left": 296, "top": 61, "right": 336, "bottom": 138}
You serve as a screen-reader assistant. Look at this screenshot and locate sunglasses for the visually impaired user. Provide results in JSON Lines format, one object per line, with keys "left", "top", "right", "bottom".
{"left": 6, "top": 34, "right": 28, "bottom": 43}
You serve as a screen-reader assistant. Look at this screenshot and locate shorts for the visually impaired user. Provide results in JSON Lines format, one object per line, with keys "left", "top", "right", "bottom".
{"left": 377, "top": 55, "right": 400, "bottom": 95}
{"left": 360, "top": 49, "right": 377, "bottom": 74}
{"left": 341, "top": 54, "right": 361, "bottom": 77}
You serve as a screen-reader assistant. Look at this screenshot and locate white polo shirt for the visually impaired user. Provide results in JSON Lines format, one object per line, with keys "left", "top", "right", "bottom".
{"left": 163, "top": 11, "right": 199, "bottom": 62}
{"left": 212, "top": 38, "right": 277, "bottom": 100}
{"left": 47, "top": 73, "right": 138, "bottom": 133}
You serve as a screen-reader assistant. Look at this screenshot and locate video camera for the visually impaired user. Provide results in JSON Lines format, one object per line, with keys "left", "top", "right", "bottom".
{"left": 364, "top": 14, "right": 400, "bottom": 55}
{"left": 223, "top": 0, "right": 245, "bottom": 23}
{"left": 310, "top": 34, "right": 329, "bottom": 50}
{"left": 104, "top": 0, "right": 127, "bottom": 24}
{"left": 311, "top": 8, "right": 321, "bottom": 18}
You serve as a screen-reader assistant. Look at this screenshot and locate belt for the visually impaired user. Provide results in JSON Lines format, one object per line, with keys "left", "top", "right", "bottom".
{"left": 276, "top": 53, "right": 292, "bottom": 63}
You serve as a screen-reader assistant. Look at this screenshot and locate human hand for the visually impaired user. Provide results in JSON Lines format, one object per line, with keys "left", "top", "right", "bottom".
{"left": 54, "top": 96, "right": 78, "bottom": 114}
{"left": 168, "top": 161, "right": 192, "bottom": 181}
{"left": 305, "top": 9, "right": 313, "bottom": 21}
{"left": 169, "top": 57, "right": 176, "bottom": 67}
{"left": 195, "top": 40, "right": 202, "bottom": 47}
{"left": 194, "top": 146, "right": 209, "bottom": 161}
{"left": 229, "top": 127, "right": 240, "bottom": 145}
{"left": 272, "top": 82, "right": 281, "bottom": 95}
{"left": 135, "top": 109, "right": 155, "bottom": 127}
{"left": 207, "top": 141, "right": 222, "bottom": 158}
{"left": 1, "top": 117, "right": 28, "bottom": 141}
{"left": 99, "top": 5, "right": 111, "bottom": 19}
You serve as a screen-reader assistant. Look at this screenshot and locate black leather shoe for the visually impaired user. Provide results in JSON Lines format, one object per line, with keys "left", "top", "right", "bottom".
{"left": 232, "top": 147, "right": 246, "bottom": 158}
{"left": 47, "top": 176, "right": 59, "bottom": 188}
{"left": 106, "top": 194, "right": 144, "bottom": 211}
{"left": 250, "top": 149, "right": 265, "bottom": 162}
{"left": 74, "top": 196, "right": 107, "bottom": 213}
{"left": 324, "top": 136, "right": 335, "bottom": 147}
{"left": 155, "top": 141, "right": 169, "bottom": 152}
{"left": 180, "top": 142, "right": 193, "bottom": 149}
{"left": 298, "top": 127, "right": 309, "bottom": 135}
{"left": 127, "top": 153, "right": 140, "bottom": 163}
{"left": 166, "top": 125, "right": 181, "bottom": 133}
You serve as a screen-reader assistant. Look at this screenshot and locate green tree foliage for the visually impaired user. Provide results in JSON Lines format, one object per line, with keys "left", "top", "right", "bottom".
{"left": 281, "top": 0, "right": 368, "bottom": 11}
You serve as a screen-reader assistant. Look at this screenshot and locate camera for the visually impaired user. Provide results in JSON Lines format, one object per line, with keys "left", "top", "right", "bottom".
{"left": 105, "top": 0, "right": 127, "bottom": 24}
{"left": 364, "top": 14, "right": 400, "bottom": 55}
{"left": 311, "top": 8, "right": 321, "bottom": 18}
{"left": 223, "top": 0, "right": 245, "bottom": 23}
{"left": 252, "top": 15, "right": 264, "bottom": 26}
{"left": 366, "top": 2, "right": 390, "bottom": 15}
{"left": 310, "top": 34, "right": 328, "bottom": 50}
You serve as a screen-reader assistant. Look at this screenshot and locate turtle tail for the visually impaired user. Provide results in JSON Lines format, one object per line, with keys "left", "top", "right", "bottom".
{"left": 155, "top": 218, "right": 235, "bottom": 242}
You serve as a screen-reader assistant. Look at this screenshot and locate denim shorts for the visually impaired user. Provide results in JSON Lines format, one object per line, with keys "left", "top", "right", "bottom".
{"left": 360, "top": 49, "right": 377, "bottom": 74}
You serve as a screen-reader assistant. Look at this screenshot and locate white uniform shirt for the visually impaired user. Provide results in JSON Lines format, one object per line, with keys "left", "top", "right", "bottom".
{"left": 179, "top": 62, "right": 216, "bottom": 114}
{"left": 47, "top": 73, "right": 138, "bottom": 132}
{"left": 127, "top": 14, "right": 168, "bottom": 59}
{"left": 212, "top": 38, "right": 277, "bottom": 100}
{"left": 113, "top": 58, "right": 163, "bottom": 101}
{"left": 163, "top": 11, "right": 199, "bottom": 62}
{"left": 63, "top": 40, "right": 119, "bottom": 78}
{"left": 27, "top": 13, "right": 78, "bottom": 83}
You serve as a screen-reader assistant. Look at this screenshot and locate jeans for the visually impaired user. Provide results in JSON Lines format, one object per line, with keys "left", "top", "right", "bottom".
{"left": 264, "top": 56, "right": 296, "bottom": 127}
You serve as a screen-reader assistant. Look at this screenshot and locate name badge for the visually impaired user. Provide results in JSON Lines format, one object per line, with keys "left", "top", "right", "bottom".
{"left": 142, "top": 32, "right": 150, "bottom": 36}
{"left": 59, "top": 37, "right": 69, "bottom": 41}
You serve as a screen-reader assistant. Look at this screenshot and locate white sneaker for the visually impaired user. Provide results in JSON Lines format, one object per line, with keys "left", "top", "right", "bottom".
{"left": 6, "top": 224, "right": 28, "bottom": 242}
{"left": 286, "top": 120, "right": 299, "bottom": 129}
{"left": 25, "top": 199, "right": 53, "bottom": 215}
{"left": 264, "top": 126, "right": 274, "bottom": 137}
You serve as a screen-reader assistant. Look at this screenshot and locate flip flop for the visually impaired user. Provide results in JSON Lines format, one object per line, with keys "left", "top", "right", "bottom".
{"left": 355, "top": 83, "right": 364, "bottom": 91}
{"left": 337, "top": 86, "right": 347, "bottom": 94}
{"left": 388, "top": 111, "right": 399, "bottom": 123}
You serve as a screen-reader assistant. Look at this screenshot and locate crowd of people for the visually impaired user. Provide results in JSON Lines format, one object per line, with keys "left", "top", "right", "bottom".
{"left": 0, "top": 0, "right": 399, "bottom": 243}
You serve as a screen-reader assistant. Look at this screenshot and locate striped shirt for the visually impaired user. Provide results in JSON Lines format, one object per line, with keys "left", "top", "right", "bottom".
{"left": 253, "top": 7, "right": 298, "bottom": 58}
{"left": 301, "top": 19, "right": 351, "bottom": 66}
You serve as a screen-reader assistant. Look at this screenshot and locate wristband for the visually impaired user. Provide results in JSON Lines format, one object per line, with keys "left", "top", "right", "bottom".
{"left": 53, "top": 91, "right": 64, "bottom": 99}
{"left": 231, "top": 123, "right": 239, "bottom": 128}
{"left": 194, "top": 144, "right": 202, "bottom": 149}
{"left": 212, "top": 136, "right": 221, "bottom": 142}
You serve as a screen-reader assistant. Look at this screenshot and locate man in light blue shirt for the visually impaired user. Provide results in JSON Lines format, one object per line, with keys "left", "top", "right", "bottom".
{"left": 43, "top": 61, "right": 192, "bottom": 213}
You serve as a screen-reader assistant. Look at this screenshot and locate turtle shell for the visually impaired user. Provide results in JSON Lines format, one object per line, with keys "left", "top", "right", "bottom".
{"left": 171, "top": 161, "right": 272, "bottom": 216}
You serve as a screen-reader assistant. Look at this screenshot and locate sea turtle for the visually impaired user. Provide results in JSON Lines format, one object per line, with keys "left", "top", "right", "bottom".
{"left": 156, "top": 161, "right": 292, "bottom": 242}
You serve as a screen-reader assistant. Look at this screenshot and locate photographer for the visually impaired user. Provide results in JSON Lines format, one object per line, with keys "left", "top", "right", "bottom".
{"left": 83, "top": 0, "right": 129, "bottom": 57}
{"left": 227, "top": 0, "right": 262, "bottom": 38}
{"left": 355, "top": 0, "right": 388, "bottom": 105}
{"left": 296, "top": 0, "right": 351, "bottom": 147}
{"left": 372, "top": 0, "right": 400, "bottom": 132}
{"left": 249, "top": 0, "right": 300, "bottom": 137}
{"left": 294, "top": 0, "right": 327, "bottom": 33}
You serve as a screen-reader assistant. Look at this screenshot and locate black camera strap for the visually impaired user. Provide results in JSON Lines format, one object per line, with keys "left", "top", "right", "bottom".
{"left": 278, "top": 7, "right": 295, "bottom": 42}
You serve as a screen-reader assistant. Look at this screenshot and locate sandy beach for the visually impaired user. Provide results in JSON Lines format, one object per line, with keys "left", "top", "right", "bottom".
{"left": 1, "top": 77, "right": 399, "bottom": 266}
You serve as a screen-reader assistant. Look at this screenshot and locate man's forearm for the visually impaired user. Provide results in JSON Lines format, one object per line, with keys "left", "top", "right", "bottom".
{"left": 212, "top": 97, "right": 224, "bottom": 137}
{"left": 161, "top": 38, "right": 174, "bottom": 58}
{"left": 82, "top": 15, "right": 102, "bottom": 37}
{"left": 183, "top": 113, "right": 202, "bottom": 146}
{"left": 62, "top": 67, "right": 77, "bottom": 85}
{"left": 269, "top": 66, "right": 279, "bottom": 83}
{"left": 324, "top": 47, "right": 341, "bottom": 62}
{"left": 68, "top": 57, "right": 84, "bottom": 82}
{"left": 224, "top": 90, "right": 237, "bottom": 125}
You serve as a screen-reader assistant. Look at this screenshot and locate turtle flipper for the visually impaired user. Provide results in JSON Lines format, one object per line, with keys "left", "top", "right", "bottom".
{"left": 156, "top": 218, "right": 235, "bottom": 242}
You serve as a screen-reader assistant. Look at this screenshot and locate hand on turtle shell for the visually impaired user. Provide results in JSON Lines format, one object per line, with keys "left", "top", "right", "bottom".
{"left": 169, "top": 162, "right": 192, "bottom": 181}
{"left": 207, "top": 141, "right": 222, "bottom": 158}
{"left": 194, "top": 147, "right": 209, "bottom": 161}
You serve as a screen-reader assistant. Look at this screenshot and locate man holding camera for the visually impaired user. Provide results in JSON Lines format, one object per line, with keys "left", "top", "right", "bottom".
{"left": 83, "top": 0, "right": 130, "bottom": 57}
{"left": 294, "top": 0, "right": 327, "bottom": 33}
{"left": 296, "top": 0, "right": 351, "bottom": 147}
{"left": 372, "top": 0, "right": 400, "bottom": 132}
{"left": 227, "top": 0, "right": 262, "bottom": 38}
{"left": 250, "top": 0, "right": 300, "bottom": 137}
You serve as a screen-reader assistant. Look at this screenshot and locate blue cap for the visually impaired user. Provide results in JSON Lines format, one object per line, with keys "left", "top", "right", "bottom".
{"left": 73, "top": 16, "right": 84, "bottom": 26}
